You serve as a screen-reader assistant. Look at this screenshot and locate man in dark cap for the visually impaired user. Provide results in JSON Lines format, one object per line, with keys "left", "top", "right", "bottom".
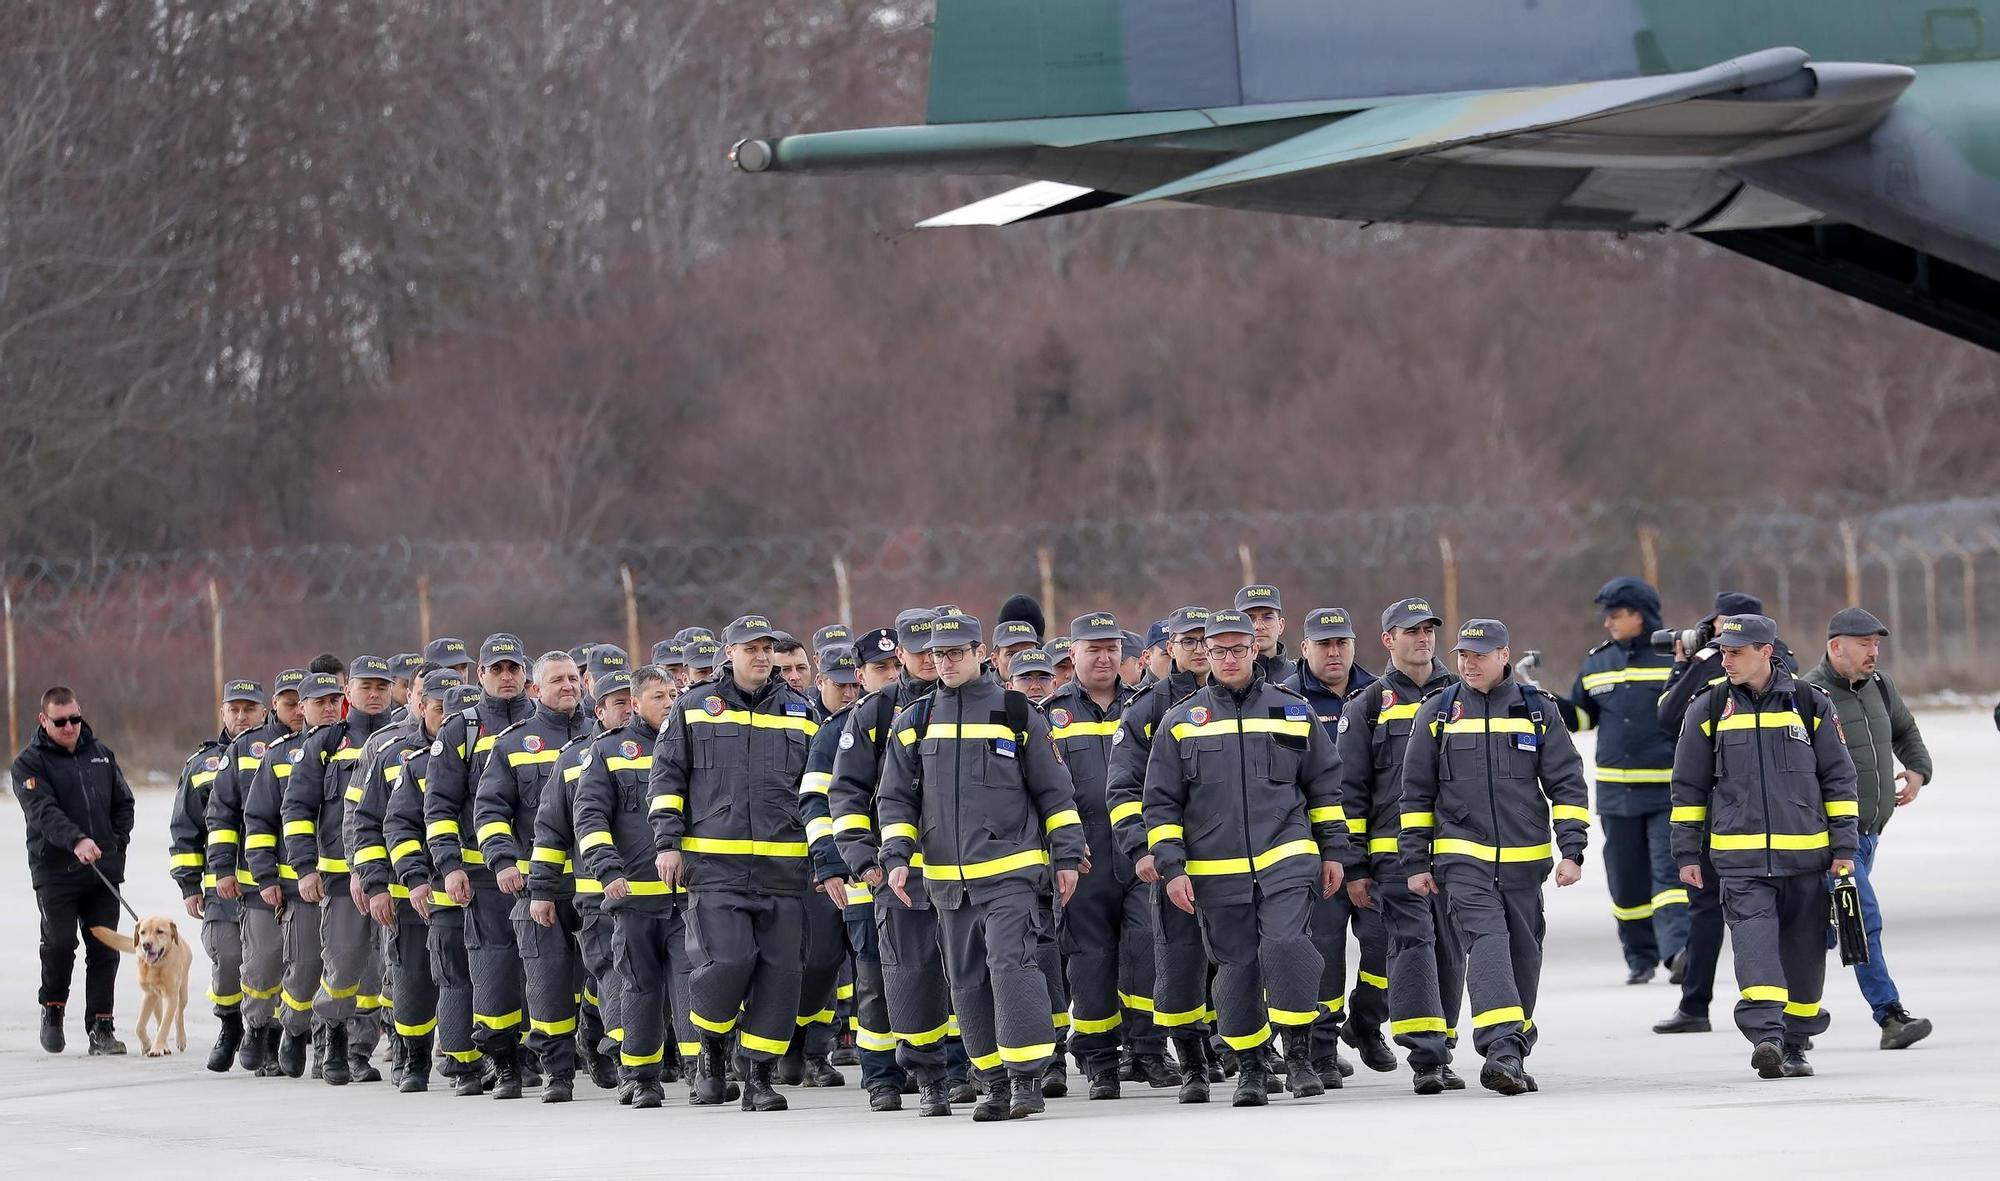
{"left": 425, "top": 637, "right": 474, "bottom": 681}
{"left": 387, "top": 654, "right": 424, "bottom": 721}
{"left": 991, "top": 620, "right": 1043, "bottom": 681}
{"left": 1801, "top": 607, "right": 1935, "bottom": 1051}
{"left": 1236, "top": 584, "right": 1297, "bottom": 682}
{"left": 1563, "top": 578, "right": 1686, "bottom": 986}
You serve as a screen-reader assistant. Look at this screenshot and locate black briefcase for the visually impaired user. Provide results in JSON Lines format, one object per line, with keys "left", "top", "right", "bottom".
{"left": 1832, "top": 872, "right": 1869, "bottom": 967}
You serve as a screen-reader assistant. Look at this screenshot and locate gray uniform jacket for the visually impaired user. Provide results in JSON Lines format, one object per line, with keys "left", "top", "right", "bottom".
{"left": 1335, "top": 661, "right": 1456, "bottom": 883}
{"left": 1041, "top": 679, "right": 1136, "bottom": 878}
{"left": 476, "top": 703, "right": 591, "bottom": 877}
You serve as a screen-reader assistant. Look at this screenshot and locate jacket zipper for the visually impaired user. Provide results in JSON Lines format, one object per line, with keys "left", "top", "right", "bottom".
{"left": 1233, "top": 690, "right": 1257, "bottom": 891}
{"left": 1483, "top": 689, "right": 1502, "bottom": 887}
{"left": 950, "top": 687, "right": 964, "bottom": 900}
{"left": 1752, "top": 686, "right": 1773, "bottom": 876}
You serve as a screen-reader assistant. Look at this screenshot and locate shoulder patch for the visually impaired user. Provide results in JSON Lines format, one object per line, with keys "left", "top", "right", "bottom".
{"left": 1111, "top": 727, "right": 1126, "bottom": 746}
{"left": 620, "top": 740, "right": 641, "bottom": 759}
{"left": 523, "top": 734, "right": 543, "bottom": 753}
{"left": 289, "top": 747, "right": 305, "bottom": 763}
{"left": 430, "top": 740, "right": 444, "bottom": 756}
{"left": 838, "top": 730, "right": 855, "bottom": 750}
{"left": 1188, "top": 706, "right": 1210, "bottom": 726}
{"left": 785, "top": 701, "right": 808, "bottom": 717}
{"left": 703, "top": 695, "right": 725, "bottom": 717}
{"left": 1283, "top": 703, "right": 1309, "bottom": 719}
{"left": 1720, "top": 696, "right": 1737, "bottom": 720}
{"left": 19, "top": 777, "right": 34, "bottom": 791}
{"left": 578, "top": 748, "right": 593, "bottom": 767}
{"left": 1588, "top": 639, "right": 1614, "bottom": 656}
{"left": 1449, "top": 698, "right": 1464, "bottom": 723}
{"left": 1049, "top": 708, "right": 1071, "bottom": 729}
{"left": 1337, "top": 716, "right": 1350, "bottom": 734}
{"left": 1381, "top": 688, "right": 1398, "bottom": 710}
{"left": 205, "top": 755, "right": 224, "bottom": 771}
{"left": 250, "top": 741, "right": 268, "bottom": 758}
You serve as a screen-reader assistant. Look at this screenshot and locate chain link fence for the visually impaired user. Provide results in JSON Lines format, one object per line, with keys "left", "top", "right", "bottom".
{"left": 7, "top": 496, "right": 1999, "bottom": 772}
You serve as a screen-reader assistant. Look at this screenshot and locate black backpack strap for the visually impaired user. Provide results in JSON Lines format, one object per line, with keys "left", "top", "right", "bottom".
{"left": 1002, "top": 690, "right": 1032, "bottom": 742}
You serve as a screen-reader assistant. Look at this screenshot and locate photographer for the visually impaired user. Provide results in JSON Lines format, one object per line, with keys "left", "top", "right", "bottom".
{"left": 1650, "top": 592, "right": 1795, "bottom": 1035}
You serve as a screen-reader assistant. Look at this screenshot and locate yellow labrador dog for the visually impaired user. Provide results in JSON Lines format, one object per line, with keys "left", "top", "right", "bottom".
{"left": 91, "top": 917, "right": 192, "bottom": 1057}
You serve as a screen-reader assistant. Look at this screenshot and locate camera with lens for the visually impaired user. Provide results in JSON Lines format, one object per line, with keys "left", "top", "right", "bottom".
{"left": 1650, "top": 620, "right": 1715, "bottom": 657}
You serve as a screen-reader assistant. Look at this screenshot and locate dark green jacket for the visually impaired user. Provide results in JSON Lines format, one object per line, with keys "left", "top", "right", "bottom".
{"left": 1800, "top": 657, "right": 1933, "bottom": 835}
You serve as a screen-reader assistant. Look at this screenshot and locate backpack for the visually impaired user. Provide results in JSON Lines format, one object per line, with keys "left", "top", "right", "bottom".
{"left": 901, "top": 688, "right": 1034, "bottom": 794}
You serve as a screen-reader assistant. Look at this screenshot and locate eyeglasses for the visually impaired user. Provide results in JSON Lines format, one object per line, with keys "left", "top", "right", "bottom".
{"left": 1205, "top": 644, "right": 1253, "bottom": 660}
{"left": 1174, "top": 635, "right": 1205, "bottom": 648}
{"left": 46, "top": 715, "right": 83, "bottom": 729}
{"left": 931, "top": 645, "right": 975, "bottom": 663}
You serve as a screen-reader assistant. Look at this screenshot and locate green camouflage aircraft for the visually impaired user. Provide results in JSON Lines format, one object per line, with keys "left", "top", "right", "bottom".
{"left": 734, "top": 1, "right": 2000, "bottom": 350}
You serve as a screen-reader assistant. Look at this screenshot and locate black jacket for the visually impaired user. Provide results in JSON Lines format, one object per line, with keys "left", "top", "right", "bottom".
{"left": 12, "top": 722, "right": 135, "bottom": 890}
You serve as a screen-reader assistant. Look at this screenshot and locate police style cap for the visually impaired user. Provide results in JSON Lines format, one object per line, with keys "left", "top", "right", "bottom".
{"left": 1145, "top": 620, "right": 1170, "bottom": 650}
{"left": 673, "top": 626, "right": 715, "bottom": 646}
{"left": 1828, "top": 607, "right": 1889, "bottom": 639}
{"left": 1235, "top": 584, "right": 1283, "bottom": 612}
{"left": 587, "top": 644, "right": 628, "bottom": 675}
{"left": 993, "top": 620, "right": 1041, "bottom": 649}
{"left": 822, "top": 651, "right": 860, "bottom": 685}
{"left": 855, "top": 628, "right": 901, "bottom": 665}
{"left": 1303, "top": 607, "right": 1357, "bottom": 642}
{"left": 1008, "top": 649, "right": 1055, "bottom": 678}
{"left": 1381, "top": 597, "right": 1444, "bottom": 632}
{"left": 300, "top": 672, "right": 344, "bottom": 700}
{"left": 812, "top": 624, "right": 851, "bottom": 654}
{"left": 1121, "top": 630, "right": 1146, "bottom": 660}
{"left": 350, "top": 655, "right": 394, "bottom": 684}
{"left": 567, "top": 644, "right": 591, "bottom": 666}
{"left": 423, "top": 637, "right": 470, "bottom": 666}
{"left": 444, "top": 685, "right": 482, "bottom": 713}
{"left": 1204, "top": 610, "right": 1256, "bottom": 640}
{"left": 594, "top": 670, "right": 633, "bottom": 700}
{"left": 685, "top": 639, "right": 724, "bottom": 670}
{"left": 479, "top": 635, "right": 526, "bottom": 668}
{"left": 894, "top": 608, "right": 938, "bottom": 650}
{"left": 223, "top": 679, "right": 266, "bottom": 706}
{"left": 1166, "top": 605, "right": 1211, "bottom": 636}
{"left": 724, "top": 615, "right": 780, "bottom": 646}
{"left": 650, "top": 640, "right": 684, "bottom": 667}
{"left": 1069, "top": 612, "right": 1122, "bottom": 642}
{"left": 1715, "top": 614, "right": 1779, "bottom": 648}
{"left": 1711, "top": 591, "right": 1765, "bottom": 621}
{"left": 420, "top": 669, "right": 465, "bottom": 700}
{"left": 1045, "top": 635, "right": 1075, "bottom": 661}
{"left": 389, "top": 653, "right": 424, "bottom": 678}
{"left": 922, "top": 613, "right": 982, "bottom": 652}
{"left": 273, "top": 668, "right": 309, "bottom": 697}
{"left": 1452, "top": 619, "right": 1510, "bottom": 654}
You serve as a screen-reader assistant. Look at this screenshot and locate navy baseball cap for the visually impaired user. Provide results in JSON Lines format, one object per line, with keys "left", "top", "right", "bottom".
{"left": 811, "top": 624, "right": 852, "bottom": 654}
{"left": 1382, "top": 597, "right": 1444, "bottom": 632}
{"left": 993, "top": 620, "right": 1041, "bottom": 650}
{"left": 855, "top": 628, "right": 901, "bottom": 665}
{"left": 388, "top": 653, "right": 424, "bottom": 679}
{"left": 300, "top": 672, "right": 344, "bottom": 700}
{"left": 593, "top": 670, "right": 633, "bottom": 700}
{"left": 420, "top": 669, "right": 465, "bottom": 700}
{"left": 1711, "top": 592, "right": 1765, "bottom": 620}
{"left": 1145, "top": 620, "right": 1170, "bottom": 650}
{"left": 684, "top": 639, "right": 723, "bottom": 671}
{"left": 1715, "top": 614, "right": 1779, "bottom": 648}
{"left": 673, "top": 626, "right": 715, "bottom": 646}
{"left": 423, "top": 637, "right": 470, "bottom": 666}
{"left": 1008, "top": 649, "right": 1055, "bottom": 679}
{"left": 1070, "top": 612, "right": 1122, "bottom": 642}
{"left": 444, "top": 685, "right": 482, "bottom": 713}
{"left": 349, "top": 655, "right": 394, "bottom": 684}
{"left": 1235, "top": 584, "right": 1283, "bottom": 612}
{"left": 273, "top": 668, "right": 308, "bottom": 697}
{"left": 1045, "top": 635, "right": 1075, "bottom": 662}
{"left": 587, "top": 644, "right": 628, "bottom": 676}
{"left": 1303, "top": 608, "right": 1357, "bottom": 642}
{"left": 651, "top": 640, "right": 684, "bottom": 667}
{"left": 894, "top": 608, "right": 938, "bottom": 650}
{"left": 1166, "top": 606, "right": 1211, "bottom": 636}
{"left": 1828, "top": 607, "right": 1889, "bottom": 638}
{"left": 923, "top": 614, "right": 982, "bottom": 652}
{"left": 724, "top": 615, "right": 780, "bottom": 646}
{"left": 222, "top": 679, "right": 266, "bottom": 706}
{"left": 1203, "top": 610, "right": 1255, "bottom": 640}
{"left": 1121, "top": 629, "right": 1145, "bottom": 660}
{"left": 821, "top": 651, "right": 859, "bottom": 685}
{"left": 479, "top": 635, "right": 526, "bottom": 668}
{"left": 1452, "top": 619, "right": 1510, "bottom": 654}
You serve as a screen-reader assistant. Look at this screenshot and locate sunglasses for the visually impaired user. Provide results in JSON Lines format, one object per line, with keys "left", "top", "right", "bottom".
{"left": 46, "top": 715, "right": 83, "bottom": 728}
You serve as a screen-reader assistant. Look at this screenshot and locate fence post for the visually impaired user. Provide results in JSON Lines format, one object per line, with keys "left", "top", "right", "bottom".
{"left": 1037, "top": 547, "right": 1056, "bottom": 625}
{"left": 1908, "top": 539, "right": 1940, "bottom": 672}
{"left": 1875, "top": 549, "right": 1903, "bottom": 650}
{"left": 1439, "top": 536, "right": 1459, "bottom": 629}
{"left": 417, "top": 573, "right": 432, "bottom": 647}
{"left": 1237, "top": 545, "right": 1255, "bottom": 589}
{"left": 3, "top": 584, "right": 16, "bottom": 760}
{"left": 1637, "top": 526, "right": 1660, "bottom": 589}
{"left": 208, "top": 578, "right": 224, "bottom": 714}
{"left": 832, "top": 555, "right": 852, "bottom": 628}
{"left": 1944, "top": 538, "right": 1977, "bottom": 669}
{"left": 621, "top": 564, "right": 641, "bottom": 661}
{"left": 1840, "top": 519, "right": 1860, "bottom": 606}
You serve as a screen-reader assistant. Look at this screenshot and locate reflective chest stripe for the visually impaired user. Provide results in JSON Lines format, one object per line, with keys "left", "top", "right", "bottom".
{"left": 686, "top": 708, "right": 819, "bottom": 737}
{"left": 1701, "top": 708, "right": 1814, "bottom": 737}
{"left": 507, "top": 749, "right": 564, "bottom": 768}
{"left": 1432, "top": 717, "right": 1536, "bottom": 737}
{"left": 1169, "top": 717, "right": 1313, "bottom": 741}
{"left": 1049, "top": 720, "right": 1120, "bottom": 740}
{"left": 1377, "top": 702, "right": 1422, "bottom": 724}
{"left": 1580, "top": 666, "right": 1673, "bottom": 692}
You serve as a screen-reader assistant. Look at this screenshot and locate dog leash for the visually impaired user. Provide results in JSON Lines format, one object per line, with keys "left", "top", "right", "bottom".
{"left": 88, "top": 861, "right": 143, "bottom": 925}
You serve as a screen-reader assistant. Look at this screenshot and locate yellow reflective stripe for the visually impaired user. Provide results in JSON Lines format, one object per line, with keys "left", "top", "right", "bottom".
{"left": 200, "top": 873, "right": 218, "bottom": 889}
{"left": 1221, "top": 1024, "right": 1273, "bottom": 1051}
{"left": 473, "top": 735, "right": 497, "bottom": 754}
{"left": 998, "top": 1042, "right": 1056, "bottom": 1064}
{"left": 476, "top": 821, "right": 512, "bottom": 843}
{"left": 562, "top": 765, "right": 582, "bottom": 783}
{"left": 235, "top": 869, "right": 257, "bottom": 886}
{"left": 1400, "top": 812, "right": 1435, "bottom": 828}
{"left": 344, "top": 786, "right": 365, "bottom": 803}
{"left": 1670, "top": 806, "right": 1708, "bottom": 823}
{"left": 317, "top": 857, "right": 350, "bottom": 873}
{"left": 796, "top": 1008, "right": 837, "bottom": 1027}
{"left": 207, "top": 829, "right": 241, "bottom": 846}
{"left": 1185, "top": 839, "right": 1318, "bottom": 876}
{"left": 390, "top": 839, "right": 423, "bottom": 862}
{"left": 1051, "top": 1012, "right": 1070, "bottom": 1029}
{"left": 856, "top": 1027, "right": 898, "bottom": 1052}
{"left": 1471, "top": 1005, "right": 1526, "bottom": 1028}
{"left": 1431, "top": 839, "right": 1554, "bottom": 863}
{"left": 1707, "top": 709, "right": 1809, "bottom": 736}
{"left": 506, "top": 749, "right": 562, "bottom": 767}
{"left": 1169, "top": 717, "right": 1313, "bottom": 741}
{"left": 806, "top": 817, "right": 834, "bottom": 843}
{"left": 680, "top": 837, "right": 809, "bottom": 858}
{"left": 1612, "top": 901, "right": 1655, "bottom": 921}
{"left": 530, "top": 1015, "right": 579, "bottom": 1036}
{"left": 685, "top": 708, "right": 819, "bottom": 737}
{"left": 280, "top": 990, "right": 313, "bottom": 1012}
{"left": 1344, "top": 816, "right": 1368, "bottom": 834}
{"left": 1071, "top": 1012, "right": 1122, "bottom": 1035}
{"left": 1321, "top": 996, "right": 1345, "bottom": 1014}
{"left": 1595, "top": 766, "right": 1673, "bottom": 784}
{"left": 170, "top": 852, "right": 204, "bottom": 868}
{"left": 915, "top": 722, "right": 1016, "bottom": 741}
{"left": 625, "top": 880, "right": 686, "bottom": 895}
{"left": 1267, "top": 1006, "right": 1319, "bottom": 1026}
{"left": 575, "top": 878, "right": 602, "bottom": 893}
{"left": 1109, "top": 801, "right": 1143, "bottom": 825}
{"left": 896, "top": 728, "right": 919, "bottom": 746}
{"left": 621, "top": 1047, "right": 665, "bottom": 1067}
{"left": 1305, "top": 806, "right": 1344, "bottom": 825}
{"left": 690, "top": 1010, "right": 737, "bottom": 1035}
{"left": 530, "top": 846, "right": 569, "bottom": 865}
{"left": 237, "top": 756, "right": 261, "bottom": 771}
{"left": 1440, "top": 717, "right": 1536, "bottom": 735}
{"left": 272, "top": 764, "right": 293, "bottom": 779}
{"left": 578, "top": 831, "right": 614, "bottom": 851}
{"left": 800, "top": 772, "right": 833, "bottom": 796}
{"left": 1043, "top": 809, "right": 1082, "bottom": 833}
{"left": 385, "top": 765, "right": 404, "bottom": 783}
{"left": 329, "top": 748, "right": 362, "bottom": 763}
{"left": 1379, "top": 702, "right": 1422, "bottom": 722}
{"left": 739, "top": 1030, "right": 792, "bottom": 1055}
{"left": 1550, "top": 805, "right": 1591, "bottom": 823}
{"left": 1709, "top": 831, "right": 1830, "bottom": 851}
{"left": 1824, "top": 800, "right": 1859, "bottom": 818}
{"left": 395, "top": 1017, "right": 438, "bottom": 1037}
{"left": 922, "top": 848, "right": 1051, "bottom": 881}
{"left": 844, "top": 882, "right": 874, "bottom": 904}
{"left": 461, "top": 850, "right": 486, "bottom": 865}
{"left": 388, "top": 884, "right": 411, "bottom": 899}
{"left": 474, "top": 1010, "right": 523, "bottom": 1030}
{"left": 898, "top": 1020, "right": 951, "bottom": 1047}
{"left": 426, "top": 819, "right": 460, "bottom": 839}
{"left": 648, "top": 794, "right": 684, "bottom": 814}
{"left": 276, "top": 865, "right": 298, "bottom": 880}
{"left": 441, "top": 1047, "right": 484, "bottom": 1063}
{"left": 246, "top": 833, "right": 278, "bottom": 849}
{"left": 1050, "top": 720, "right": 1121, "bottom": 739}
{"left": 1784, "top": 999, "right": 1822, "bottom": 1018}
{"left": 833, "top": 814, "right": 873, "bottom": 833}
{"left": 205, "top": 988, "right": 243, "bottom": 1007}
{"left": 1652, "top": 888, "right": 1689, "bottom": 908}
{"left": 1391, "top": 1016, "right": 1448, "bottom": 1035}
{"left": 880, "top": 821, "right": 918, "bottom": 842}
{"left": 1741, "top": 985, "right": 1788, "bottom": 1003}
{"left": 319, "top": 976, "right": 361, "bottom": 1000}
{"left": 1358, "top": 970, "right": 1389, "bottom": 990}
{"left": 1147, "top": 824, "right": 1184, "bottom": 848}
{"left": 1152, "top": 1004, "right": 1207, "bottom": 1028}
{"left": 606, "top": 756, "right": 652, "bottom": 773}
{"left": 969, "top": 1049, "right": 1003, "bottom": 1071}
{"left": 1367, "top": 837, "right": 1398, "bottom": 854}
{"left": 283, "top": 819, "right": 315, "bottom": 837}
{"left": 1118, "top": 992, "right": 1154, "bottom": 1013}
{"left": 1581, "top": 667, "right": 1673, "bottom": 690}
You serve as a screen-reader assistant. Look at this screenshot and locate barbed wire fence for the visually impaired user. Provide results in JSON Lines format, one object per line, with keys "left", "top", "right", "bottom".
{"left": 6, "top": 496, "right": 1999, "bottom": 773}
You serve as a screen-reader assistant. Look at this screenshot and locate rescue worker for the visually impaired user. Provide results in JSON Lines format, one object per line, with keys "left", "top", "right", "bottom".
{"left": 991, "top": 620, "right": 1041, "bottom": 680}
{"left": 284, "top": 655, "right": 396, "bottom": 1085}
{"left": 774, "top": 634, "right": 814, "bottom": 699}
{"left": 425, "top": 637, "right": 535, "bottom": 1094}
{"left": 425, "top": 637, "right": 473, "bottom": 682}
{"left": 1006, "top": 648, "right": 1058, "bottom": 705}
{"left": 1562, "top": 578, "right": 1685, "bottom": 985}
{"left": 829, "top": 608, "right": 973, "bottom": 1114}
{"left": 1285, "top": 608, "right": 1392, "bottom": 1078}
{"left": 804, "top": 629, "right": 907, "bottom": 1110}
{"left": 1106, "top": 605, "right": 1215, "bottom": 1101}
{"left": 1336, "top": 598, "right": 1465, "bottom": 1093}
{"left": 1236, "top": 584, "right": 1298, "bottom": 682}
{"left": 1044, "top": 613, "right": 1174, "bottom": 1099}
{"left": 167, "top": 677, "right": 266, "bottom": 1071}
{"left": 205, "top": 666, "right": 305, "bottom": 1073}
{"left": 389, "top": 682, "right": 488, "bottom": 1092}
{"left": 649, "top": 615, "right": 818, "bottom": 1112}
{"left": 575, "top": 665, "right": 692, "bottom": 1110}
{"left": 476, "top": 651, "right": 593, "bottom": 1100}
{"left": 387, "top": 654, "right": 423, "bottom": 722}
{"left": 1119, "top": 630, "right": 1148, "bottom": 688}
{"left": 683, "top": 638, "right": 724, "bottom": 685}
{"left": 1046, "top": 636, "right": 1075, "bottom": 690}
{"left": 1142, "top": 621, "right": 1172, "bottom": 686}
{"left": 1400, "top": 619, "right": 1589, "bottom": 1096}
{"left": 241, "top": 672, "right": 345, "bottom": 1077}
{"left": 877, "top": 613, "right": 1085, "bottom": 1121}
{"left": 1141, "top": 608, "right": 1346, "bottom": 1107}
{"left": 808, "top": 643, "right": 860, "bottom": 723}
{"left": 787, "top": 647, "right": 859, "bottom": 1089}
{"left": 812, "top": 624, "right": 853, "bottom": 661}
{"left": 548, "top": 669, "right": 632, "bottom": 1090}
{"left": 1670, "top": 614, "right": 1858, "bottom": 1079}
{"left": 349, "top": 667, "right": 459, "bottom": 1093}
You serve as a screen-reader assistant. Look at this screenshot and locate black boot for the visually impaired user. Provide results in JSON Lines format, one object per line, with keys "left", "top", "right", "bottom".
{"left": 255, "top": 1027, "right": 284, "bottom": 1076}
{"left": 39, "top": 1003, "right": 65, "bottom": 1054}
{"left": 692, "top": 1036, "right": 729, "bottom": 1106}
{"left": 1261, "top": 1045, "right": 1286, "bottom": 1093}
{"left": 543, "top": 1070, "right": 575, "bottom": 1103}
{"left": 1040, "top": 1059, "right": 1067, "bottom": 1098}
{"left": 278, "top": 1028, "right": 308, "bottom": 1077}
{"left": 632, "top": 1080, "right": 664, "bottom": 1109}
{"left": 490, "top": 1046, "right": 523, "bottom": 1100}
{"left": 1088, "top": 1070, "right": 1121, "bottom": 1100}
{"left": 310, "top": 1025, "right": 326, "bottom": 1078}
{"left": 1174, "top": 1036, "right": 1210, "bottom": 1104}
{"left": 1010, "top": 1073, "right": 1046, "bottom": 1119}
{"left": 741, "top": 1059, "right": 789, "bottom": 1111}
{"left": 947, "top": 1077, "right": 977, "bottom": 1105}
{"left": 1880, "top": 1006, "right": 1934, "bottom": 1050}
{"left": 519, "top": 1047, "right": 542, "bottom": 1090}
{"left": 87, "top": 1015, "right": 126, "bottom": 1056}
{"left": 1780, "top": 1042, "right": 1814, "bottom": 1078}
{"left": 237, "top": 1020, "right": 267, "bottom": 1071}
{"left": 452, "top": 1058, "right": 490, "bottom": 1096}
{"left": 1413, "top": 1065, "right": 1446, "bottom": 1095}
{"left": 1310, "top": 1054, "right": 1345, "bottom": 1090}
{"left": 207, "top": 1010, "right": 244, "bottom": 1073}
{"left": 1231, "top": 1056, "right": 1270, "bottom": 1108}
{"left": 872, "top": 1084, "right": 908, "bottom": 1113}
{"left": 349, "top": 1051, "right": 382, "bottom": 1084}
{"left": 1440, "top": 1062, "right": 1466, "bottom": 1091}
{"left": 915, "top": 1080, "right": 950, "bottom": 1116}
{"left": 1751, "top": 1038, "right": 1785, "bottom": 1080}
{"left": 400, "top": 1034, "right": 432, "bottom": 1093}
{"left": 1118, "top": 1049, "right": 1142, "bottom": 1082}
{"left": 1653, "top": 1008, "right": 1712, "bottom": 1034}
{"left": 1135, "top": 1052, "right": 1177, "bottom": 1089}
{"left": 778, "top": 1044, "right": 806, "bottom": 1086}
{"left": 803, "top": 1054, "right": 845, "bottom": 1087}
{"left": 1343, "top": 1022, "right": 1397, "bottom": 1072}
{"left": 1480, "top": 1054, "right": 1528, "bottom": 1096}
{"left": 389, "top": 1029, "right": 408, "bottom": 1084}
{"left": 322, "top": 1024, "right": 352, "bottom": 1086}
{"left": 971, "top": 1078, "right": 1012, "bottom": 1122}
{"left": 1282, "top": 1031, "right": 1323, "bottom": 1098}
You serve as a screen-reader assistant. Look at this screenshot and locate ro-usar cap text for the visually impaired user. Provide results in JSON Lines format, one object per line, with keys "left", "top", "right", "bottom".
{"left": 1235, "top": 584, "right": 1282, "bottom": 612}
{"left": 479, "top": 636, "right": 526, "bottom": 668}
{"left": 1715, "top": 614, "right": 1778, "bottom": 648}
{"left": 1203, "top": 610, "right": 1255, "bottom": 640}
{"left": 1381, "top": 597, "right": 1443, "bottom": 632}
{"left": 300, "top": 672, "right": 344, "bottom": 699}
{"left": 350, "top": 655, "right": 394, "bottom": 683}
{"left": 223, "top": 679, "right": 266, "bottom": 706}
{"left": 1069, "top": 612, "right": 1122, "bottom": 642}
{"left": 423, "top": 637, "right": 469, "bottom": 665}
{"left": 1008, "top": 649, "right": 1054, "bottom": 678}
{"left": 724, "top": 615, "right": 780, "bottom": 646}
{"left": 1303, "top": 608, "right": 1357, "bottom": 642}
{"left": 1452, "top": 619, "right": 1509, "bottom": 654}
{"left": 922, "top": 613, "right": 983, "bottom": 652}
{"left": 993, "top": 620, "right": 1041, "bottom": 648}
